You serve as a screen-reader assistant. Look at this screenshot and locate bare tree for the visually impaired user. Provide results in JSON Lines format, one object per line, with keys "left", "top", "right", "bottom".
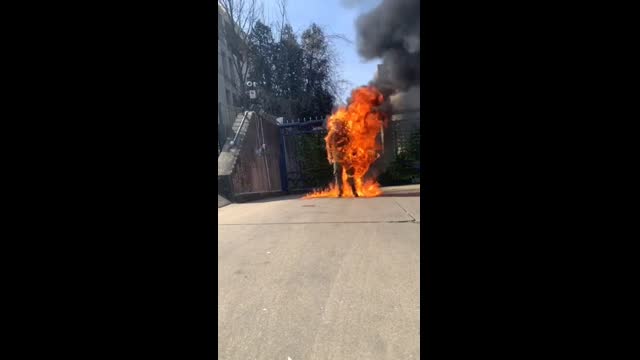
{"left": 275, "top": 0, "right": 288, "bottom": 40}
{"left": 321, "top": 27, "right": 353, "bottom": 105}
{"left": 218, "top": 0, "right": 262, "bottom": 107}
{"left": 327, "top": 33, "right": 353, "bottom": 45}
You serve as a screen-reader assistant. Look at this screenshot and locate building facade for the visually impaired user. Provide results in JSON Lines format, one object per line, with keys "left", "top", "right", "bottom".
{"left": 218, "top": 4, "right": 245, "bottom": 152}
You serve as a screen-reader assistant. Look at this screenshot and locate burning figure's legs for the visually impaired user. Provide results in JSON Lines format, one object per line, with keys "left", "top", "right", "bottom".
{"left": 333, "top": 162, "right": 343, "bottom": 197}
{"left": 344, "top": 166, "right": 359, "bottom": 197}
{"left": 354, "top": 176, "right": 363, "bottom": 195}
{"left": 334, "top": 163, "right": 358, "bottom": 197}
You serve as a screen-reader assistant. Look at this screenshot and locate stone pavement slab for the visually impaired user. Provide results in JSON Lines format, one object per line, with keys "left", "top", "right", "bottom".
{"left": 218, "top": 222, "right": 420, "bottom": 360}
{"left": 218, "top": 196, "right": 416, "bottom": 225}
{"left": 392, "top": 197, "right": 420, "bottom": 222}
{"left": 218, "top": 185, "right": 421, "bottom": 360}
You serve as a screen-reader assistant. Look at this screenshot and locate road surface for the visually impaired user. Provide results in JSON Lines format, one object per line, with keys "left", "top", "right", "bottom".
{"left": 218, "top": 185, "right": 420, "bottom": 360}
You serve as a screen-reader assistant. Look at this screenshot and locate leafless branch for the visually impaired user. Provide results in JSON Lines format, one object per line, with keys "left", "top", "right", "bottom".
{"left": 276, "top": 0, "right": 288, "bottom": 40}
{"left": 219, "top": 0, "right": 263, "bottom": 105}
{"left": 327, "top": 33, "right": 354, "bottom": 45}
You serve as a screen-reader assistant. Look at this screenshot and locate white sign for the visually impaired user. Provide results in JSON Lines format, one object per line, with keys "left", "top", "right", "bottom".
{"left": 248, "top": 90, "right": 257, "bottom": 99}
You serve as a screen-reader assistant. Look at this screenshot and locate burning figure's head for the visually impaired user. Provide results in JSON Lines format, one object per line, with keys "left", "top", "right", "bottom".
{"left": 304, "top": 86, "right": 387, "bottom": 199}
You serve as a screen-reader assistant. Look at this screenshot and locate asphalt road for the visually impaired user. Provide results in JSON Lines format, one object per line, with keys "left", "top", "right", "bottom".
{"left": 218, "top": 185, "right": 420, "bottom": 360}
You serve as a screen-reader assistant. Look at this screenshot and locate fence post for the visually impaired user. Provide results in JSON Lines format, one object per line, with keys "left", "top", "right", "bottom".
{"left": 279, "top": 128, "right": 289, "bottom": 192}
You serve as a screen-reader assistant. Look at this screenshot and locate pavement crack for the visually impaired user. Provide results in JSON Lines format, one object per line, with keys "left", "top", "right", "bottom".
{"left": 218, "top": 220, "right": 418, "bottom": 225}
{"left": 392, "top": 199, "right": 418, "bottom": 223}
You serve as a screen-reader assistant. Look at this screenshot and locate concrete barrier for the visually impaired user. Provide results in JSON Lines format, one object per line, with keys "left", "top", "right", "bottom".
{"left": 218, "top": 194, "right": 231, "bottom": 208}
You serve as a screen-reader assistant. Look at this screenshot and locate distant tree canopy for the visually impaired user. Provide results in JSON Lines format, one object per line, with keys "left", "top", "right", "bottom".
{"left": 247, "top": 21, "right": 338, "bottom": 120}
{"left": 220, "top": 0, "right": 344, "bottom": 118}
{"left": 247, "top": 21, "right": 276, "bottom": 112}
{"left": 299, "top": 24, "right": 334, "bottom": 119}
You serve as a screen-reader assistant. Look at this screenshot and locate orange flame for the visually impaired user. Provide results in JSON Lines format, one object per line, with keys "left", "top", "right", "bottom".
{"left": 304, "top": 86, "right": 387, "bottom": 199}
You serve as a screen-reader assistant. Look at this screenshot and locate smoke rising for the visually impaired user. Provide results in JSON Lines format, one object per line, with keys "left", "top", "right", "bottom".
{"left": 390, "top": 86, "right": 419, "bottom": 112}
{"left": 355, "top": 0, "right": 420, "bottom": 112}
{"left": 340, "top": 0, "right": 379, "bottom": 10}
{"left": 340, "top": 0, "right": 362, "bottom": 8}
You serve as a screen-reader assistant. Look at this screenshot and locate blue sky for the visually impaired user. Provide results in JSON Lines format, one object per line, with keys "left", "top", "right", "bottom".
{"left": 261, "top": 0, "right": 382, "bottom": 103}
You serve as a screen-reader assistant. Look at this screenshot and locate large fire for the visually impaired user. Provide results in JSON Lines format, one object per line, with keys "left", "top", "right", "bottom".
{"left": 304, "top": 86, "right": 387, "bottom": 199}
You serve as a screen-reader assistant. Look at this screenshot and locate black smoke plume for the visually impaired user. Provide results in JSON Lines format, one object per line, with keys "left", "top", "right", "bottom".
{"left": 355, "top": 0, "right": 420, "bottom": 113}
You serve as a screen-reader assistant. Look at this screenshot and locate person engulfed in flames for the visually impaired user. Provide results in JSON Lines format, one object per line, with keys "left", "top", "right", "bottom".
{"left": 326, "top": 121, "right": 358, "bottom": 197}
{"left": 304, "top": 86, "right": 386, "bottom": 199}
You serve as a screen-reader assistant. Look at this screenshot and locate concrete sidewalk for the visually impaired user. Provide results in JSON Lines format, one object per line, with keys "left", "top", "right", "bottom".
{"left": 218, "top": 185, "right": 420, "bottom": 360}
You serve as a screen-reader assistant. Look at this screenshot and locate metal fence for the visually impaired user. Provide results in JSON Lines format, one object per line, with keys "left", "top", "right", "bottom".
{"left": 379, "top": 112, "right": 420, "bottom": 185}
{"left": 279, "top": 118, "right": 331, "bottom": 191}
{"left": 278, "top": 111, "right": 420, "bottom": 191}
{"left": 389, "top": 112, "right": 420, "bottom": 158}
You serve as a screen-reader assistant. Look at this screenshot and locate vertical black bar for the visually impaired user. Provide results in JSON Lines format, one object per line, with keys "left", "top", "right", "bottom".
{"left": 279, "top": 128, "right": 289, "bottom": 192}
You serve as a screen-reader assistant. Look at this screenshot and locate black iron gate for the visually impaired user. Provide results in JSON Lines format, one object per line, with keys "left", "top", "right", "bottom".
{"left": 278, "top": 112, "right": 420, "bottom": 192}
{"left": 379, "top": 112, "right": 421, "bottom": 185}
{"left": 278, "top": 117, "right": 331, "bottom": 192}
